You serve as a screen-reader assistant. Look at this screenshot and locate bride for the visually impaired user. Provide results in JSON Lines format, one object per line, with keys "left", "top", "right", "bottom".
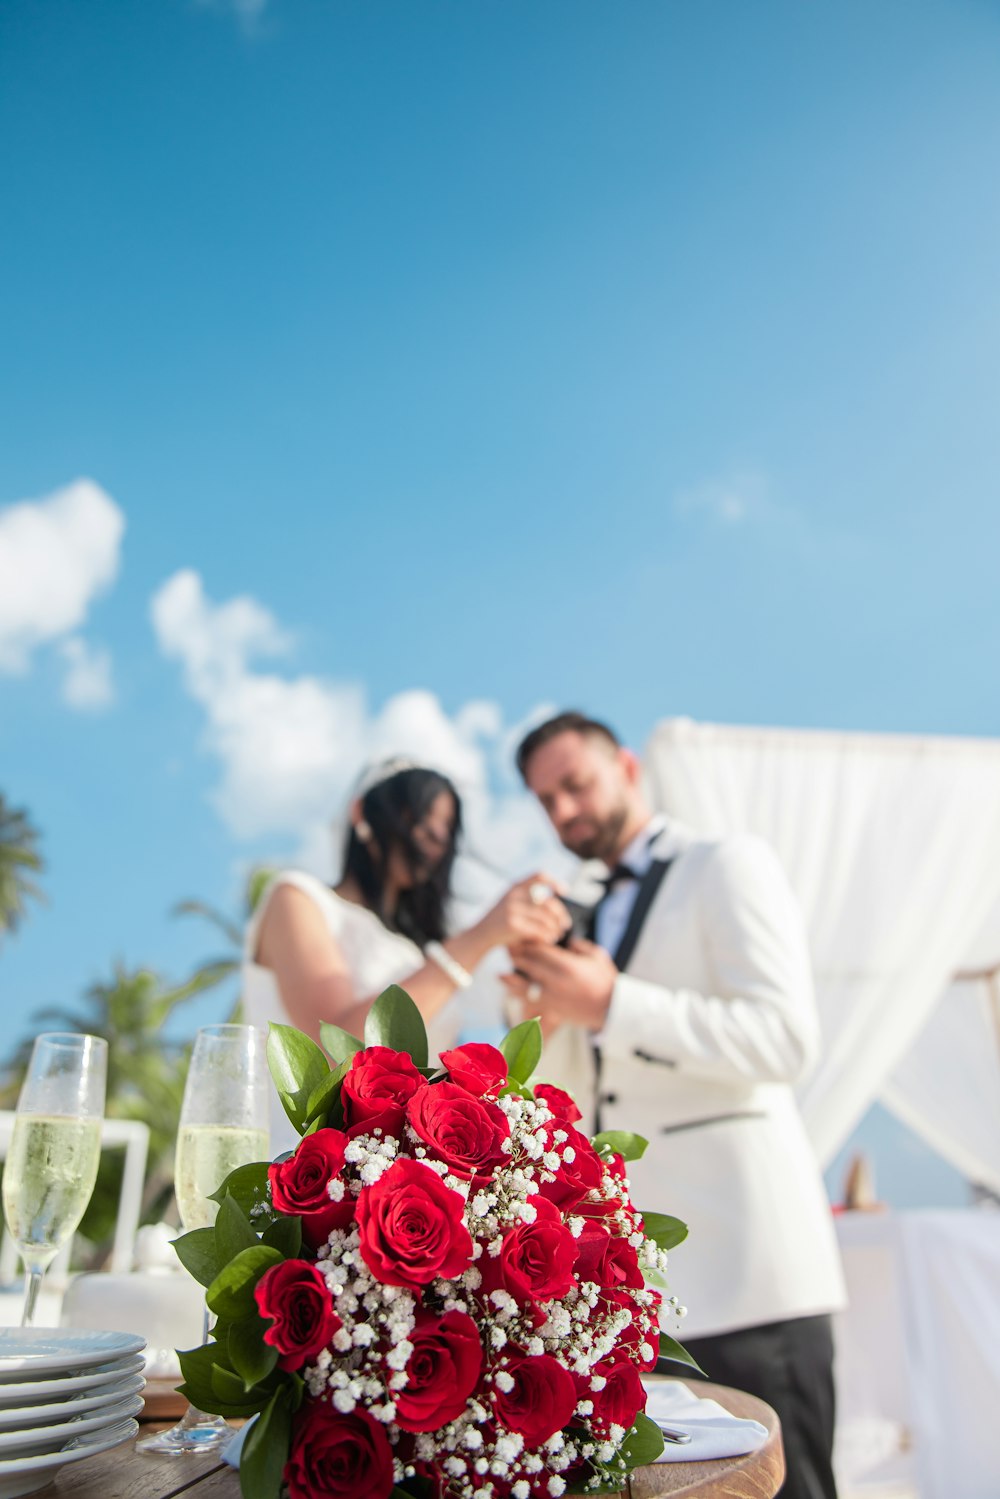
{"left": 243, "top": 759, "right": 568, "bottom": 1146}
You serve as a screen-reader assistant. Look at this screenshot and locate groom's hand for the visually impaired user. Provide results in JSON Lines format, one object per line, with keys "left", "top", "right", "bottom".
{"left": 501, "top": 938, "right": 617, "bottom": 1032}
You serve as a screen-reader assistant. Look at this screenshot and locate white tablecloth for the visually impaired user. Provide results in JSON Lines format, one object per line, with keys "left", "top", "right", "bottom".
{"left": 834, "top": 1210, "right": 1000, "bottom": 1499}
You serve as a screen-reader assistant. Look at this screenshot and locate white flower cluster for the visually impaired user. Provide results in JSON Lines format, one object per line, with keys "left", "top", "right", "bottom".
{"left": 307, "top": 1222, "right": 417, "bottom": 1420}
{"left": 293, "top": 1091, "right": 672, "bottom": 1499}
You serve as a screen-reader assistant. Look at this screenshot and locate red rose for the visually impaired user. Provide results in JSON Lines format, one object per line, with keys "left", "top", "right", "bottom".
{"left": 595, "top": 1234, "right": 644, "bottom": 1293}
{"left": 406, "top": 1082, "right": 510, "bottom": 1179}
{"left": 605, "top": 1151, "right": 628, "bottom": 1181}
{"left": 610, "top": 1293, "right": 660, "bottom": 1369}
{"left": 254, "top": 1259, "right": 341, "bottom": 1371}
{"left": 341, "top": 1046, "right": 427, "bottom": 1136}
{"left": 573, "top": 1220, "right": 611, "bottom": 1280}
{"left": 590, "top": 1355, "right": 645, "bottom": 1432}
{"left": 356, "top": 1157, "right": 474, "bottom": 1289}
{"left": 537, "top": 1127, "right": 604, "bottom": 1211}
{"left": 492, "top": 1352, "right": 578, "bottom": 1448}
{"left": 534, "top": 1083, "right": 582, "bottom": 1124}
{"left": 587, "top": 1155, "right": 640, "bottom": 1219}
{"left": 577, "top": 1191, "right": 628, "bottom": 1226}
{"left": 269, "top": 1129, "right": 354, "bottom": 1250}
{"left": 495, "top": 1198, "right": 579, "bottom": 1304}
{"left": 394, "top": 1309, "right": 483, "bottom": 1432}
{"left": 440, "top": 1042, "right": 508, "bottom": 1098}
{"left": 285, "top": 1401, "right": 393, "bottom": 1499}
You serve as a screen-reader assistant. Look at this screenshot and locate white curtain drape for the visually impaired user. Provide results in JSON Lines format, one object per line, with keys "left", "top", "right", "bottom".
{"left": 642, "top": 719, "right": 1000, "bottom": 1171}
{"left": 881, "top": 976, "right": 1000, "bottom": 1196}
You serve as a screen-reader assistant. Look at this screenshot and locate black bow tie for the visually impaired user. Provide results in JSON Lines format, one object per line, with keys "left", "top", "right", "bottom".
{"left": 600, "top": 863, "right": 640, "bottom": 891}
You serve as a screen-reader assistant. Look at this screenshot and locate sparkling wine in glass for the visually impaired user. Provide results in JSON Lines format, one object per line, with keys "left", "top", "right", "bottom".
{"left": 138, "top": 1023, "right": 269, "bottom": 1457}
{"left": 2, "top": 1032, "right": 107, "bottom": 1327}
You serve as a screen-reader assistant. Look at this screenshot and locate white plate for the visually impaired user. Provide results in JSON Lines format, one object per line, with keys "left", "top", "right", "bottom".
{"left": 0, "top": 1373, "right": 145, "bottom": 1430}
{"left": 0, "top": 1417, "right": 138, "bottom": 1499}
{"left": 0, "top": 1354, "right": 145, "bottom": 1407}
{"left": 0, "top": 1394, "right": 144, "bottom": 1457}
{"left": 0, "top": 1331, "right": 145, "bottom": 1381}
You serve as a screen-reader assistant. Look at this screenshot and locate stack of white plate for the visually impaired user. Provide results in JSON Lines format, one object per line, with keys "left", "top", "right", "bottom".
{"left": 0, "top": 1329, "right": 145, "bottom": 1499}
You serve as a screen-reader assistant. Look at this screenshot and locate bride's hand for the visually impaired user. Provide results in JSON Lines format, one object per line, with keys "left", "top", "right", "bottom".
{"left": 475, "top": 874, "right": 572, "bottom": 952}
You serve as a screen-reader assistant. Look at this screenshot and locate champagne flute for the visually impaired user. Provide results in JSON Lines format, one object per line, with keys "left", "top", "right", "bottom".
{"left": 2, "top": 1032, "right": 107, "bottom": 1328}
{"left": 139, "top": 1024, "right": 269, "bottom": 1457}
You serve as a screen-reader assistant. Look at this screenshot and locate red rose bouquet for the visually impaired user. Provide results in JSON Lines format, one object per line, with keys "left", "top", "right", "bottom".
{"left": 174, "top": 987, "right": 693, "bottom": 1499}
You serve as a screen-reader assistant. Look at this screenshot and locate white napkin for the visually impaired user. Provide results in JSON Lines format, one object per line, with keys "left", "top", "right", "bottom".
{"left": 223, "top": 1419, "right": 253, "bottom": 1468}
{"left": 641, "top": 1378, "right": 768, "bottom": 1462}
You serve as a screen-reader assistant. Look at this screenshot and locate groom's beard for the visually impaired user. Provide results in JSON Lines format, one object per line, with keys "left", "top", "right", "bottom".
{"left": 559, "top": 802, "right": 629, "bottom": 864}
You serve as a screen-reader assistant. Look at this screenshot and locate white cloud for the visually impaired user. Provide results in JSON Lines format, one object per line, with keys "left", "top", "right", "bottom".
{"left": 195, "top": 0, "right": 269, "bottom": 32}
{"left": 673, "top": 471, "right": 768, "bottom": 526}
{"left": 59, "top": 637, "right": 115, "bottom": 711}
{"left": 150, "top": 570, "right": 567, "bottom": 899}
{"left": 0, "top": 479, "right": 125, "bottom": 674}
{"left": 672, "top": 470, "right": 863, "bottom": 563}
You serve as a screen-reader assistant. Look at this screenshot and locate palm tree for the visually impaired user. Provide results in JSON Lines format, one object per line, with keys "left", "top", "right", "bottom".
{"left": 1, "top": 962, "right": 229, "bottom": 1266}
{"left": 0, "top": 795, "right": 44, "bottom": 941}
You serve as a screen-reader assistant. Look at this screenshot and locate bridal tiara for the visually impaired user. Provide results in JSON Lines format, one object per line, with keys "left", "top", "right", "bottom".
{"left": 352, "top": 756, "right": 424, "bottom": 800}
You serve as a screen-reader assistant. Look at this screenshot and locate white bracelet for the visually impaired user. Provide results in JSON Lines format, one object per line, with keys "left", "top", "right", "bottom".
{"left": 425, "top": 941, "right": 473, "bottom": 990}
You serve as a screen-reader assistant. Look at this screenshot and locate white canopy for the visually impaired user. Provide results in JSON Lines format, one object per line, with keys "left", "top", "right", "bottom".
{"left": 642, "top": 719, "right": 1000, "bottom": 1192}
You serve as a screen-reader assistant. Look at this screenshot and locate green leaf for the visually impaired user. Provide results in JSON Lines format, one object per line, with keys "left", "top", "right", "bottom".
{"left": 267, "top": 1024, "right": 331, "bottom": 1133}
{"left": 658, "top": 1331, "right": 705, "bottom": 1376}
{"left": 318, "top": 1022, "right": 364, "bottom": 1066}
{"left": 639, "top": 1211, "right": 688, "bottom": 1251}
{"left": 500, "top": 1017, "right": 541, "bottom": 1085}
{"left": 393, "top": 1476, "right": 433, "bottom": 1499}
{"left": 206, "top": 1244, "right": 283, "bottom": 1319}
{"left": 172, "top": 1227, "right": 220, "bottom": 1288}
{"left": 211, "top": 1362, "right": 257, "bottom": 1404}
{"left": 229, "top": 1316, "right": 280, "bottom": 1391}
{"left": 499, "top": 1080, "right": 534, "bottom": 1101}
{"left": 241, "top": 1388, "right": 293, "bottom": 1499}
{"left": 177, "top": 1340, "right": 223, "bottom": 1404}
{"left": 175, "top": 1384, "right": 267, "bottom": 1418}
{"left": 177, "top": 1342, "right": 269, "bottom": 1418}
{"left": 285, "top": 1370, "right": 305, "bottom": 1413}
{"left": 363, "top": 985, "right": 429, "bottom": 1068}
{"left": 208, "top": 1160, "right": 272, "bottom": 1217}
{"left": 261, "top": 1213, "right": 302, "bottom": 1259}
{"left": 620, "top": 1410, "right": 665, "bottom": 1468}
{"left": 215, "top": 1193, "right": 258, "bottom": 1264}
{"left": 302, "top": 1058, "right": 350, "bottom": 1129}
{"left": 591, "top": 1129, "right": 648, "bottom": 1162}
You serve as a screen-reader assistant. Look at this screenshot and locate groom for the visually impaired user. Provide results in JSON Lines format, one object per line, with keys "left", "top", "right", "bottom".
{"left": 503, "top": 711, "right": 845, "bottom": 1499}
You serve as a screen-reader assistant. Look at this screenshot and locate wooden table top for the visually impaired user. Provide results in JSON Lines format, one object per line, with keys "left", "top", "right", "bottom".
{"left": 49, "top": 1384, "right": 783, "bottom": 1499}
{"left": 629, "top": 1384, "right": 784, "bottom": 1498}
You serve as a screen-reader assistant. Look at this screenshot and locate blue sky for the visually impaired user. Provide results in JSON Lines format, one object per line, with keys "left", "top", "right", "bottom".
{"left": 2, "top": 0, "right": 998, "bottom": 1207}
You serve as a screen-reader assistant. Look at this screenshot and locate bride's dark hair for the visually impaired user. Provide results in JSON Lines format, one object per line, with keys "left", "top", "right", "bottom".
{"left": 339, "top": 766, "right": 462, "bottom": 947}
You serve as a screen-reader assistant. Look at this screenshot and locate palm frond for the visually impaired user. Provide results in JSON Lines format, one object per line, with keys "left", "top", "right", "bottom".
{"left": 0, "top": 793, "right": 46, "bottom": 938}
{"left": 171, "top": 900, "right": 243, "bottom": 949}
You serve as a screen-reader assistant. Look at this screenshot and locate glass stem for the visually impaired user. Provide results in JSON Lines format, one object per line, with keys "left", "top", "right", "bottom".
{"left": 21, "top": 1267, "right": 45, "bottom": 1328}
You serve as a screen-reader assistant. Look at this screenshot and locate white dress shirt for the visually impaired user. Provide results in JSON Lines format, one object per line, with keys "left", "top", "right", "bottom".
{"left": 594, "top": 814, "right": 667, "bottom": 956}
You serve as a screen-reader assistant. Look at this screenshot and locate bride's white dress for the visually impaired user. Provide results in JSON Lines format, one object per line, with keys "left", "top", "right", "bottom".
{"left": 243, "top": 870, "right": 460, "bottom": 1154}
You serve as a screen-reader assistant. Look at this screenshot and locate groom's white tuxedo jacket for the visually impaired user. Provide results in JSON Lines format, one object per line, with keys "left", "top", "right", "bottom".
{"left": 538, "top": 818, "right": 846, "bottom": 1340}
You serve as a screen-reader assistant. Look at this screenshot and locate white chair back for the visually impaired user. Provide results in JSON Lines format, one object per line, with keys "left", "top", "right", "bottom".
{"left": 0, "top": 1111, "right": 150, "bottom": 1285}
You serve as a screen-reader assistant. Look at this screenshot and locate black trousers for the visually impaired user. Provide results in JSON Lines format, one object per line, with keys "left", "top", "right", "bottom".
{"left": 679, "top": 1314, "right": 837, "bottom": 1499}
